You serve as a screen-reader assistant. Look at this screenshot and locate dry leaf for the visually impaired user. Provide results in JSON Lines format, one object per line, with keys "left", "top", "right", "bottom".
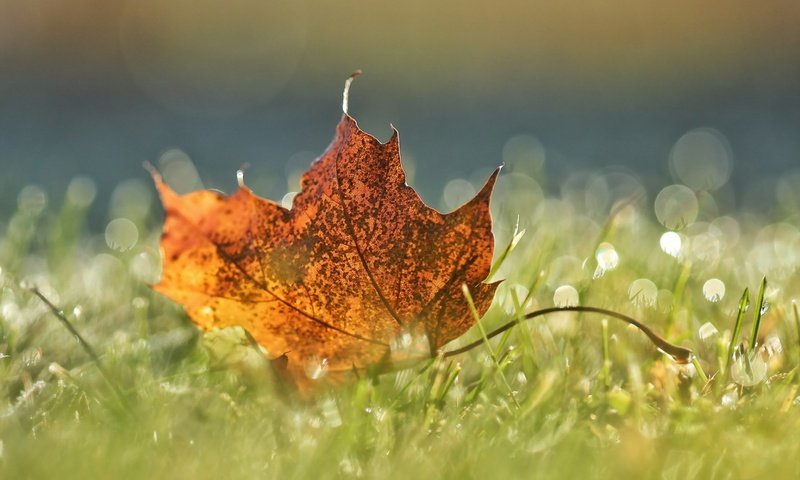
{"left": 151, "top": 77, "right": 499, "bottom": 378}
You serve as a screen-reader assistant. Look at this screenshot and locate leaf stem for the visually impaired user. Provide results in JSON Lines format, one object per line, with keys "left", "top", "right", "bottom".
{"left": 443, "top": 305, "right": 693, "bottom": 364}
{"left": 342, "top": 70, "right": 362, "bottom": 114}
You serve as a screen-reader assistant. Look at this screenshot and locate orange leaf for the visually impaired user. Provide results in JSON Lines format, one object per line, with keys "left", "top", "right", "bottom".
{"left": 152, "top": 77, "right": 499, "bottom": 378}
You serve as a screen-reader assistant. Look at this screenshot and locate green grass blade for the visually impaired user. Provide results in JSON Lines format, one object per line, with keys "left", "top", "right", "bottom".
{"left": 750, "top": 277, "right": 767, "bottom": 351}
{"left": 725, "top": 288, "right": 749, "bottom": 376}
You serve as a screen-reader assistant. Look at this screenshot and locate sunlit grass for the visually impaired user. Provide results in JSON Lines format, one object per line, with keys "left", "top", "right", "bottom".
{"left": 2, "top": 162, "right": 800, "bottom": 479}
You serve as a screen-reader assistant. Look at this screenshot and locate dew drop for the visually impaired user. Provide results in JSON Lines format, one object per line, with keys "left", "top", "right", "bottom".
{"left": 593, "top": 242, "right": 619, "bottom": 280}
{"left": 765, "top": 335, "right": 782, "bottom": 356}
{"left": 760, "top": 303, "right": 770, "bottom": 316}
{"left": 105, "top": 218, "right": 139, "bottom": 252}
{"left": 305, "top": 356, "right": 329, "bottom": 380}
{"left": 730, "top": 352, "right": 767, "bottom": 387}
{"left": 553, "top": 285, "right": 579, "bottom": 307}
{"left": 721, "top": 390, "right": 738, "bottom": 408}
{"left": 654, "top": 185, "right": 698, "bottom": 229}
{"left": 659, "top": 231, "right": 682, "bottom": 257}
{"left": 628, "top": 278, "right": 657, "bottom": 308}
{"left": 698, "top": 321, "right": 719, "bottom": 340}
{"left": 702, "top": 278, "right": 726, "bottom": 303}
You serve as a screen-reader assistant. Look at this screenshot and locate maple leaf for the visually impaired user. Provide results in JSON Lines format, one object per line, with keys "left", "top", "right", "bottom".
{"left": 151, "top": 75, "right": 499, "bottom": 377}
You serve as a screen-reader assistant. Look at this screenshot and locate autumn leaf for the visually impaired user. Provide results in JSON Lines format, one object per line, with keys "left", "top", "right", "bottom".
{"left": 151, "top": 75, "right": 500, "bottom": 378}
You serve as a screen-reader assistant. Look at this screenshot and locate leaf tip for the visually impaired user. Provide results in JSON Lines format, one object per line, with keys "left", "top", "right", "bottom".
{"left": 476, "top": 165, "right": 502, "bottom": 199}
{"left": 389, "top": 122, "right": 399, "bottom": 139}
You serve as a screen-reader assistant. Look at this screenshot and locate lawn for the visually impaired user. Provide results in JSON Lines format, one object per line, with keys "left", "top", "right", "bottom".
{"left": 2, "top": 167, "right": 800, "bottom": 479}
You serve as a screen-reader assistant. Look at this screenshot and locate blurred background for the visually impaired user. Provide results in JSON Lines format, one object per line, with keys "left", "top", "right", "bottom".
{"left": 1, "top": 0, "right": 799, "bottom": 225}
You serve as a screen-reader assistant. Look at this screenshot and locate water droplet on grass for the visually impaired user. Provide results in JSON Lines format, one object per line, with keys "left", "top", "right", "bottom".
{"left": 595, "top": 242, "right": 619, "bottom": 270}
{"left": 721, "top": 390, "right": 738, "bottom": 408}
{"left": 659, "top": 231, "right": 682, "bottom": 257}
{"left": 593, "top": 242, "right": 620, "bottom": 279}
{"left": 655, "top": 185, "right": 698, "bottom": 229}
{"left": 703, "top": 278, "right": 726, "bottom": 302}
{"left": 731, "top": 351, "right": 767, "bottom": 387}
{"left": 105, "top": 218, "right": 139, "bottom": 252}
{"left": 765, "top": 335, "right": 782, "bottom": 356}
{"left": 698, "top": 322, "right": 718, "bottom": 340}
{"left": 628, "top": 278, "right": 657, "bottom": 308}
{"left": 553, "top": 285, "right": 579, "bottom": 307}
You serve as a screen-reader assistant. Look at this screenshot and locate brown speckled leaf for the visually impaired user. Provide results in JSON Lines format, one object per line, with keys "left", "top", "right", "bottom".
{"left": 152, "top": 108, "right": 499, "bottom": 377}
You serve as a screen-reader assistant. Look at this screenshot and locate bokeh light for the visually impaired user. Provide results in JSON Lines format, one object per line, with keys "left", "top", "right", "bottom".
{"left": 502, "top": 135, "right": 545, "bottom": 178}
{"left": 105, "top": 218, "right": 139, "bottom": 252}
{"left": 553, "top": 285, "right": 579, "bottom": 307}
{"left": 659, "top": 231, "right": 682, "bottom": 257}
{"left": 628, "top": 278, "right": 657, "bottom": 308}
{"left": 654, "top": 185, "right": 698, "bottom": 229}
{"left": 702, "top": 278, "right": 726, "bottom": 303}
{"left": 669, "top": 128, "right": 732, "bottom": 191}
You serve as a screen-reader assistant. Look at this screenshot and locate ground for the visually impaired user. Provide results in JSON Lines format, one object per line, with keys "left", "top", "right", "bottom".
{"left": 2, "top": 174, "right": 800, "bottom": 479}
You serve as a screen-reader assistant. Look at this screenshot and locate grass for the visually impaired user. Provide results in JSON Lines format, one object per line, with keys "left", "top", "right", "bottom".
{"left": 3, "top": 170, "right": 800, "bottom": 479}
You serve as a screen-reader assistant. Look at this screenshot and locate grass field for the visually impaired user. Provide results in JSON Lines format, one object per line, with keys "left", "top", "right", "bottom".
{"left": 2, "top": 167, "right": 800, "bottom": 479}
